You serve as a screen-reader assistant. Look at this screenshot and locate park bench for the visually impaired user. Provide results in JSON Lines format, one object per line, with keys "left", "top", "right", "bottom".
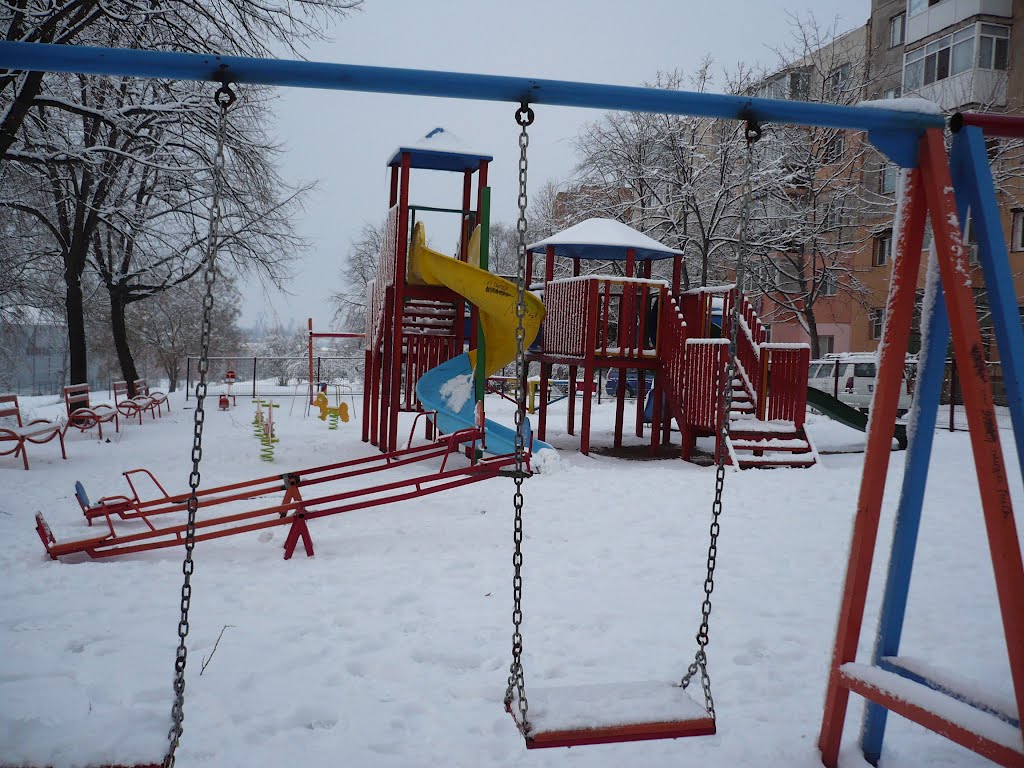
{"left": 0, "top": 393, "right": 67, "bottom": 470}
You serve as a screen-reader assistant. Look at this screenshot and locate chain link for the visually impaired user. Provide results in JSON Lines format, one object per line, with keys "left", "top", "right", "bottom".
{"left": 504, "top": 101, "right": 533, "bottom": 736}
{"left": 680, "top": 118, "right": 760, "bottom": 721}
{"left": 163, "top": 83, "right": 233, "bottom": 768}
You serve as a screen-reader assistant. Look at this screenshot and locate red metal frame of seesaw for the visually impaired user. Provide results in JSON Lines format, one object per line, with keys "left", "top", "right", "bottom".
{"left": 38, "top": 426, "right": 524, "bottom": 561}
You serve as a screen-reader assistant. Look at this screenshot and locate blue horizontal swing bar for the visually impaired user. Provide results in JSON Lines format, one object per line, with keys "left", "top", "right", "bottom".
{"left": 0, "top": 41, "right": 944, "bottom": 165}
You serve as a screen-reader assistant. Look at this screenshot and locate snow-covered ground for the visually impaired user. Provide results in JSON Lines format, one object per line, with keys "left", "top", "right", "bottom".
{"left": 1, "top": 388, "right": 1021, "bottom": 767}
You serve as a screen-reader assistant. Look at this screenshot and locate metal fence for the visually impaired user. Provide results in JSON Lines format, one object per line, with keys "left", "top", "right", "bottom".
{"left": 184, "top": 356, "right": 365, "bottom": 401}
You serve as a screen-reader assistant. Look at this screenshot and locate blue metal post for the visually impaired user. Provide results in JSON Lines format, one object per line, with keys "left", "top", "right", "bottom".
{"left": 949, "top": 127, "right": 1024, "bottom": 474}
{"left": 0, "top": 41, "right": 946, "bottom": 167}
{"left": 859, "top": 266, "right": 952, "bottom": 764}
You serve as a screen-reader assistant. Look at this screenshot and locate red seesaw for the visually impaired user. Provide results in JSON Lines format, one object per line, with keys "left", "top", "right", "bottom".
{"left": 38, "top": 427, "right": 521, "bottom": 561}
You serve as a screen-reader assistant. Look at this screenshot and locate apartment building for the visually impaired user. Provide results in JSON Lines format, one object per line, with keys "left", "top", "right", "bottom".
{"left": 842, "top": 0, "right": 1024, "bottom": 356}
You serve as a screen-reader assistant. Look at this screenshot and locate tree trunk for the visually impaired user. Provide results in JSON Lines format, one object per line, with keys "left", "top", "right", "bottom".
{"left": 805, "top": 308, "right": 820, "bottom": 358}
{"left": 109, "top": 290, "right": 140, "bottom": 394}
{"left": 0, "top": 72, "right": 44, "bottom": 161}
{"left": 64, "top": 267, "right": 89, "bottom": 390}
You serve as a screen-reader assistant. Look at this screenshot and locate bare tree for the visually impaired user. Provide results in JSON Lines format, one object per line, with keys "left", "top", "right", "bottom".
{"left": 130, "top": 275, "right": 244, "bottom": 391}
{"left": 2, "top": 0, "right": 361, "bottom": 391}
{"left": 331, "top": 220, "right": 384, "bottom": 331}
{"left": 0, "top": 0, "right": 364, "bottom": 160}
{"left": 742, "top": 15, "right": 879, "bottom": 357}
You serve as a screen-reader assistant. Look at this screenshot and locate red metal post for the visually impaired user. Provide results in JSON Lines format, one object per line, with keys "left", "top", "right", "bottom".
{"left": 818, "top": 164, "right": 928, "bottom": 767}
{"left": 361, "top": 349, "right": 371, "bottom": 442}
{"left": 580, "top": 281, "right": 599, "bottom": 455}
{"left": 567, "top": 365, "right": 576, "bottom": 435}
{"left": 951, "top": 111, "right": 1024, "bottom": 139}
{"left": 389, "top": 164, "right": 398, "bottom": 206}
{"left": 387, "top": 152, "right": 412, "bottom": 453}
{"left": 545, "top": 244, "right": 555, "bottom": 283}
{"left": 538, "top": 363, "right": 549, "bottom": 440}
{"left": 308, "top": 318, "right": 315, "bottom": 406}
{"left": 672, "top": 256, "right": 681, "bottom": 295}
{"left": 918, "top": 128, "right": 1024, "bottom": 731}
{"left": 573, "top": 257, "right": 580, "bottom": 277}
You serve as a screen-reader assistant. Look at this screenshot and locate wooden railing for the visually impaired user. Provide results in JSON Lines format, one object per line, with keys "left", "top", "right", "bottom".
{"left": 681, "top": 339, "right": 728, "bottom": 433}
{"left": 761, "top": 344, "right": 810, "bottom": 427}
{"left": 402, "top": 333, "right": 457, "bottom": 410}
{"left": 366, "top": 205, "right": 399, "bottom": 350}
{"left": 657, "top": 289, "right": 688, "bottom": 421}
{"left": 543, "top": 275, "right": 668, "bottom": 360}
{"left": 542, "top": 277, "right": 593, "bottom": 358}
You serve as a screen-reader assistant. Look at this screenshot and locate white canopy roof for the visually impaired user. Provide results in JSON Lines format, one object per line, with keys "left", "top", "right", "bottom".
{"left": 527, "top": 218, "right": 683, "bottom": 261}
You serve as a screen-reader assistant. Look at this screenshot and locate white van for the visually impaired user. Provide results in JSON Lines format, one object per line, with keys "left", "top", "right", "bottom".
{"left": 808, "top": 353, "right": 915, "bottom": 415}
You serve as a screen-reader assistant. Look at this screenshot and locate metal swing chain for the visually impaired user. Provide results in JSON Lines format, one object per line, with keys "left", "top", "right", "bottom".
{"left": 679, "top": 117, "right": 761, "bottom": 721}
{"left": 504, "top": 100, "right": 534, "bottom": 735}
{"left": 164, "top": 81, "right": 236, "bottom": 768}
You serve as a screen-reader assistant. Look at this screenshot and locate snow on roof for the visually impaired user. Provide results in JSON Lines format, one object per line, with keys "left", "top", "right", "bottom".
{"left": 387, "top": 127, "right": 493, "bottom": 172}
{"left": 857, "top": 96, "right": 944, "bottom": 115}
{"left": 527, "top": 218, "right": 684, "bottom": 261}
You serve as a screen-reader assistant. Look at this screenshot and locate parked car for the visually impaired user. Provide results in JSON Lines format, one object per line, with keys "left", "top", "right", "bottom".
{"left": 604, "top": 370, "right": 655, "bottom": 399}
{"left": 808, "top": 353, "right": 915, "bottom": 414}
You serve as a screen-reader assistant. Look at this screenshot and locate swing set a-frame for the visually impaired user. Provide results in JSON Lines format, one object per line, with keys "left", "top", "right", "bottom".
{"left": 1, "top": 39, "right": 1022, "bottom": 767}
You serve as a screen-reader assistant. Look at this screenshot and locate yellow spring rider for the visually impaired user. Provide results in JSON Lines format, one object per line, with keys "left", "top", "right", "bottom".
{"left": 313, "top": 390, "right": 349, "bottom": 430}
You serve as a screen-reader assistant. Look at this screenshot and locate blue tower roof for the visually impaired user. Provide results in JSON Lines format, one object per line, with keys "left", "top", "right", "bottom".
{"left": 388, "top": 127, "right": 493, "bottom": 172}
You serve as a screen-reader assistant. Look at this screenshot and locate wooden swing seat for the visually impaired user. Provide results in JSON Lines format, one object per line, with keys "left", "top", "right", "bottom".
{"left": 509, "top": 680, "right": 715, "bottom": 749}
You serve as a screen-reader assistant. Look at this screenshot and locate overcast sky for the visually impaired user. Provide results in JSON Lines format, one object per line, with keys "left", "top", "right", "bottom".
{"left": 248, "top": 0, "right": 864, "bottom": 333}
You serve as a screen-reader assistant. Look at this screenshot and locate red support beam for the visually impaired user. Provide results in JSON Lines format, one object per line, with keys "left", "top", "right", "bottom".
{"left": 919, "top": 128, "right": 1024, "bottom": 728}
{"left": 818, "top": 163, "right": 927, "bottom": 767}
{"left": 950, "top": 111, "right": 1024, "bottom": 139}
{"left": 545, "top": 244, "right": 555, "bottom": 283}
{"left": 672, "top": 255, "right": 681, "bottom": 295}
{"left": 388, "top": 152, "right": 412, "bottom": 453}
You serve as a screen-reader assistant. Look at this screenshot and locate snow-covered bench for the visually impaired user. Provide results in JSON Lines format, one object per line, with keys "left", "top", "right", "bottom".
{"left": 63, "top": 384, "right": 119, "bottom": 439}
{"left": 113, "top": 380, "right": 158, "bottom": 425}
{"left": 133, "top": 378, "right": 169, "bottom": 415}
{"left": 0, "top": 394, "right": 67, "bottom": 470}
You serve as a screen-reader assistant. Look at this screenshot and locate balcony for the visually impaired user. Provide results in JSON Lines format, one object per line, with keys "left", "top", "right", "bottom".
{"left": 917, "top": 67, "right": 1007, "bottom": 109}
{"left": 907, "top": 0, "right": 1013, "bottom": 44}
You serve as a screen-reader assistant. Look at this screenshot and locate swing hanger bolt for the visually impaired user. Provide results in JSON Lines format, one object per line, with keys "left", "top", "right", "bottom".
{"left": 213, "top": 66, "right": 236, "bottom": 108}
{"left": 515, "top": 100, "right": 535, "bottom": 127}
{"left": 738, "top": 106, "right": 762, "bottom": 144}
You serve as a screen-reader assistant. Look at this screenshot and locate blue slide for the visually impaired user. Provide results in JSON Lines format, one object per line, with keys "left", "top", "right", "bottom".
{"left": 417, "top": 354, "right": 554, "bottom": 457}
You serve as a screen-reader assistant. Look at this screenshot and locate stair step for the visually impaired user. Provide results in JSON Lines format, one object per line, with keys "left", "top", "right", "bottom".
{"left": 730, "top": 440, "right": 811, "bottom": 452}
{"left": 737, "top": 455, "right": 816, "bottom": 469}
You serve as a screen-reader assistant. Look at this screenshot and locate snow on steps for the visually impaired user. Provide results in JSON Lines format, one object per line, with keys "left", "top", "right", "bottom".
{"left": 726, "top": 419, "right": 818, "bottom": 470}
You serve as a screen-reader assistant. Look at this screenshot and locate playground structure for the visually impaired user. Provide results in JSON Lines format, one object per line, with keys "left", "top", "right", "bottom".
{"left": 313, "top": 389, "right": 349, "bottom": 428}
{"left": 2, "top": 38, "right": 1022, "bottom": 768}
{"left": 361, "top": 129, "right": 548, "bottom": 458}
{"left": 526, "top": 219, "right": 816, "bottom": 468}
{"left": 251, "top": 399, "right": 279, "bottom": 461}
{"left": 305, "top": 318, "right": 363, "bottom": 409}
{"left": 219, "top": 368, "right": 237, "bottom": 410}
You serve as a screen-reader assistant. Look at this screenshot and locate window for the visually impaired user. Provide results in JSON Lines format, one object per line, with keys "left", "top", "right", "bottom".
{"left": 978, "top": 24, "right": 1010, "bottom": 71}
{"left": 825, "top": 204, "right": 845, "bottom": 230}
{"left": 880, "top": 163, "right": 898, "bottom": 194}
{"left": 825, "top": 134, "right": 845, "bottom": 164}
{"left": 827, "top": 63, "right": 851, "bottom": 96}
{"left": 884, "top": 86, "right": 901, "bottom": 99}
{"left": 890, "top": 13, "right": 906, "bottom": 48}
{"left": 1012, "top": 210, "right": 1024, "bottom": 252}
{"left": 789, "top": 71, "right": 811, "bottom": 101}
{"left": 909, "top": 0, "right": 947, "bottom": 16}
{"left": 870, "top": 308, "right": 885, "bottom": 340}
{"left": 951, "top": 27, "right": 975, "bottom": 76}
{"left": 874, "top": 231, "right": 893, "bottom": 266}
{"left": 818, "top": 335, "right": 835, "bottom": 356}
{"left": 854, "top": 363, "right": 877, "bottom": 378}
{"left": 821, "top": 269, "right": 838, "bottom": 296}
